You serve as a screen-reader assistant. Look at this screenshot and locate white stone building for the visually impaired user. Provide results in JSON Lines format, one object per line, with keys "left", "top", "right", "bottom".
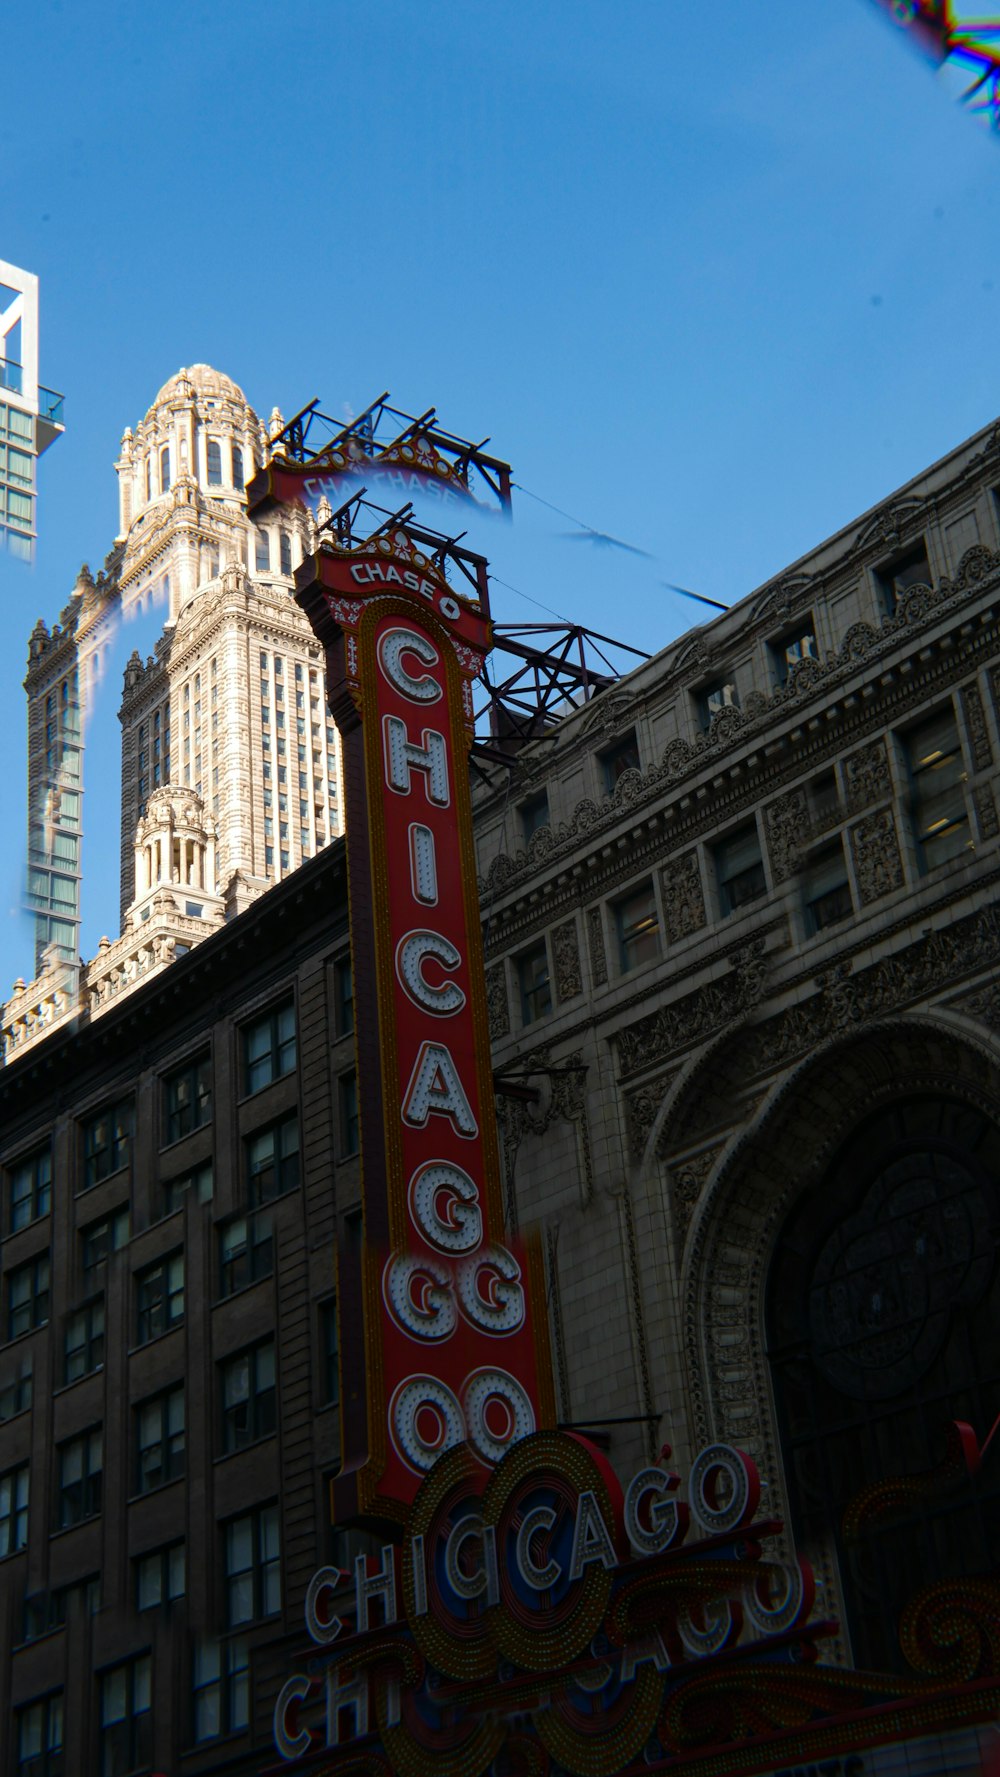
{"left": 8, "top": 364, "right": 345, "bottom": 1056}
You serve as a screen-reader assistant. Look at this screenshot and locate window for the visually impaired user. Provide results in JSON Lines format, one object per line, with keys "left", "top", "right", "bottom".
{"left": 136, "top": 1541, "right": 185, "bottom": 1610}
{"left": 714, "top": 822, "right": 766, "bottom": 915}
{"left": 225, "top": 1504, "right": 280, "bottom": 1625}
{"left": 770, "top": 622, "right": 818, "bottom": 684}
{"left": 159, "top": 444, "right": 170, "bottom": 494}
{"left": 9, "top": 1147, "right": 51, "bottom": 1232}
{"left": 81, "top": 1099, "right": 132, "bottom": 1188}
{"left": 218, "top": 1211, "right": 273, "bottom": 1298}
{"left": 64, "top": 1298, "right": 105, "bottom": 1383}
{"left": 280, "top": 529, "right": 292, "bottom": 574}
{"left": 206, "top": 438, "right": 222, "bottom": 485}
{"left": 254, "top": 527, "right": 270, "bottom": 571}
{"left": 193, "top": 1636, "right": 249, "bottom": 1741}
{"left": 517, "top": 941, "right": 552, "bottom": 1024}
{"left": 16, "top": 1693, "right": 63, "bottom": 1777}
{"left": 231, "top": 443, "right": 244, "bottom": 489}
{"left": 135, "top": 1386, "right": 185, "bottom": 1493}
{"left": 519, "top": 790, "right": 549, "bottom": 845}
{"left": 8, "top": 1254, "right": 50, "bottom": 1339}
{"left": 247, "top": 1115, "right": 300, "bottom": 1206}
{"left": 320, "top": 1298, "right": 339, "bottom": 1406}
{"left": 334, "top": 956, "right": 354, "bottom": 1037}
{"left": 905, "top": 705, "right": 971, "bottom": 870}
{"left": 99, "top": 1655, "right": 151, "bottom": 1777}
{"left": 220, "top": 1341, "right": 276, "bottom": 1452}
{"left": 808, "top": 768, "right": 840, "bottom": 827}
{"left": 803, "top": 842, "right": 853, "bottom": 935}
{"left": 613, "top": 882, "right": 660, "bottom": 972}
{"left": 81, "top": 1210, "right": 129, "bottom": 1284}
{"left": 599, "top": 731, "right": 640, "bottom": 794}
{"left": 876, "top": 540, "right": 931, "bottom": 611}
{"left": 339, "top": 1072, "right": 359, "bottom": 1158}
{"left": 135, "top": 1252, "right": 184, "bottom": 1344}
{"left": 696, "top": 679, "right": 739, "bottom": 731}
{"left": 57, "top": 1429, "right": 102, "bottom": 1527}
{"left": 243, "top": 999, "right": 296, "bottom": 1094}
{"left": 0, "top": 1463, "right": 29, "bottom": 1554}
{"left": 163, "top": 1054, "right": 212, "bottom": 1143}
{"left": 0, "top": 1358, "right": 32, "bottom": 1422}
{"left": 158, "top": 1162, "right": 213, "bottom": 1218}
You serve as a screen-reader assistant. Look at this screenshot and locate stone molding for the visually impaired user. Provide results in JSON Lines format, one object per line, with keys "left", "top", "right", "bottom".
{"left": 479, "top": 547, "right": 1000, "bottom": 900}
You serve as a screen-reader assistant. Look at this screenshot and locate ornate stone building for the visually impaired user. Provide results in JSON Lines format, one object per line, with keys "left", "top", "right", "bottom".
{"left": 474, "top": 410, "right": 1000, "bottom": 1694}
{"left": 9, "top": 365, "right": 345, "bottom": 1055}
{"left": 114, "top": 366, "right": 343, "bottom": 922}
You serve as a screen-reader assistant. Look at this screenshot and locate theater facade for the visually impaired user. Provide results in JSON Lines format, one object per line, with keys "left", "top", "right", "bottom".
{"left": 2, "top": 404, "right": 1000, "bottom": 1773}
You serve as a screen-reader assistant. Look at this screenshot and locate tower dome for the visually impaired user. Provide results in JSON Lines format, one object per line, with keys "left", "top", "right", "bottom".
{"left": 151, "top": 363, "right": 250, "bottom": 413}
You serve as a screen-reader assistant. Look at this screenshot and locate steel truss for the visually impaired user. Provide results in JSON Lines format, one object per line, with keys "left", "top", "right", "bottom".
{"left": 269, "top": 390, "right": 513, "bottom": 513}
{"left": 315, "top": 491, "right": 649, "bottom": 769}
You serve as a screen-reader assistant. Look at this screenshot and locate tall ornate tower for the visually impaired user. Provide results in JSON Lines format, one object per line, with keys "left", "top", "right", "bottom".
{"left": 115, "top": 365, "right": 344, "bottom": 920}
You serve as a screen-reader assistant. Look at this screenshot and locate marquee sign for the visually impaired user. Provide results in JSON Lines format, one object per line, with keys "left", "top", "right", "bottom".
{"left": 287, "top": 513, "right": 555, "bottom": 1524}
{"left": 269, "top": 1429, "right": 829, "bottom": 1777}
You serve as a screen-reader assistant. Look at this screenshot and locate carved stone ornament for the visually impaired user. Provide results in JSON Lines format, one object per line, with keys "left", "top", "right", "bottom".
{"left": 586, "top": 904, "right": 607, "bottom": 987}
{"left": 485, "top": 961, "right": 509, "bottom": 1040}
{"left": 617, "top": 935, "right": 768, "bottom": 1079}
{"left": 763, "top": 787, "right": 810, "bottom": 885}
{"left": 741, "top": 900, "right": 1000, "bottom": 1073}
{"left": 551, "top": 917, "right": 582, "bottom": 1002}
{"left": 962, "top": 682, "right": 993, "bottom": 772}
{"left": 581, "top": 688, "right": 634, "bottom": 738}
{"left": 672, "top": 633, "right": 712, "bottom": 677}
{"left": 973, "top": 783, "right": 999, "bottom": 843}
{"left": 750, "top": 572, "right": 814, "bottom": 627}
{"left": 843, "top": 736, "right": 891, "bottom": 813}
{"left": 661, "top": 849, "right": 707, "bottom": 945}
{"left": 849, "top": 807, "right": 904, "bottom": 905}
{"left": 960, "top": 980, "right": 1000, "bottom": 1033}
{"left": 625, "top": 1082, "right": 663, "bottom": 1158}
{"left": 852, "top": 495, "right": 927, "bottom": 557}
{"left": 669, "top": 1145, "right": 722, "bottom": 1237}
{"left": 497, "top": 1045, "right": 595, "bottom": 1208}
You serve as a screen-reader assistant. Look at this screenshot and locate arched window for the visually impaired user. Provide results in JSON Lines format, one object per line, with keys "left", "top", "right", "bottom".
{"left": 232, "top": 444, "right": 244, "bottom": 490}
{"left": 279, "top": 530, "right": 292, "bottom": 575}
{"left": 145, "top": 456, "right": 152, "bottom": 502}
{"left": 255, "top": 528, "right": 270, "bottom": 572}
{"left": 768, "top": 1095, "right": 1000, "bottom": 1671}
{"left": 159, "top": 446, "right": 171, "bottom": 495}
{"left": 206, "top": 439, "right": 222, "bottom": 486}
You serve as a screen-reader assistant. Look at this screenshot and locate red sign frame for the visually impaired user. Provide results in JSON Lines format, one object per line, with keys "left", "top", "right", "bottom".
{"left": 293, "top": 520, "right": 555, "bottom": 1525}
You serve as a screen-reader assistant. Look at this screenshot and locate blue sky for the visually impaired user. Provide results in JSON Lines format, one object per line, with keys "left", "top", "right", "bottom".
{"left": 0, "top": 0, "right": 998, "bottom": 985}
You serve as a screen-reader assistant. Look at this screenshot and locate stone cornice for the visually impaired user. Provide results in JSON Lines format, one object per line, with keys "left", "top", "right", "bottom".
{"left": 478, "top": 551, "right": 1000, "bottom": 914}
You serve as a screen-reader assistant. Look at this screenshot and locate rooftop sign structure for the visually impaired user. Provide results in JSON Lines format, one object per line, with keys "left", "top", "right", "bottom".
{"left": 0, "top": 260, "right": 64, "bottom": 561}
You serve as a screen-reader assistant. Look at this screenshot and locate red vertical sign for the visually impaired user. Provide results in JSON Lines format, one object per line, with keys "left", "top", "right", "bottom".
{"left": 293, "top": 523, "right": 554, "bottom": 1525}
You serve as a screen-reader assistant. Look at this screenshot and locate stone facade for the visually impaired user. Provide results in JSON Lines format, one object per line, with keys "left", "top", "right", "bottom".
{"left": 475, "top": 411, "right": 1000, "bottom": 1673}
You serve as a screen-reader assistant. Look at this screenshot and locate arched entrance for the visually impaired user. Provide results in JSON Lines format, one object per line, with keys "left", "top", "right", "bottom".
{"left": 768, "top": 1092, "right": 1000, "bottom": 1670}
{"left": 677, "top": 1016, "right": 1000, "bottom": 1670}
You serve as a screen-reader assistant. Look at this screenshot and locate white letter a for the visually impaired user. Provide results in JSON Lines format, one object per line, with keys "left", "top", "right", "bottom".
{"left": 402, "top": 1041, "right": 478, "bottom": 1137}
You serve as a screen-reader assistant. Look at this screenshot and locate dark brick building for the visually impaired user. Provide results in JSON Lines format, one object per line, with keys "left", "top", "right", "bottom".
{"left": 0, "top": 843, "right": 355, "bottom": 1776}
